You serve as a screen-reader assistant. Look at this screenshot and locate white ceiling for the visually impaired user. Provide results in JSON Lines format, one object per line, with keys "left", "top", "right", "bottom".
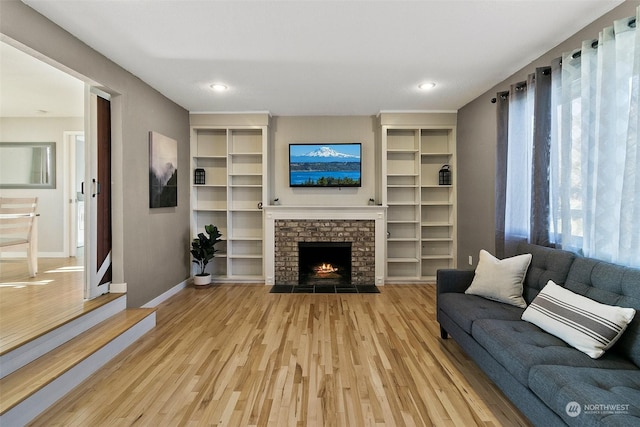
{"left": 5, "top": 0, "right": 626, "bottom": 117}
{"left": 0, "top": 41, "right": 84, "bottom": 117}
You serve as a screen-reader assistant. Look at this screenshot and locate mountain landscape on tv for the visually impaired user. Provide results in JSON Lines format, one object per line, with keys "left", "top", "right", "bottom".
{"left": 290, "top": 145, "right": 361, "bottom": 187}
{"left": 290, "top": 146, "right": 360, "bottom": 163}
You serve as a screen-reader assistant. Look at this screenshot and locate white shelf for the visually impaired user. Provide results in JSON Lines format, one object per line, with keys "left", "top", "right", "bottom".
{"left": 383, "top": 124, "right": 456, "bottom": 282}
{"left": 191, "top": 123, "right": 268, "bottom": 282}
{"left": 387, "top": 201, "right": 418, "bottom": 206}
{"left": 387, "top": 257, "right": 420, "bottom": 263}
{"left": 421, "top": 152, "right": 453, "bottom": 157}
{"left": 228, "top": 254, "right": 263, "bottom": 260}
{"left": 193, "top": 155, "right": 227, "bottom": 159}
{"left": 421, "top": 201, "right": 453, "bottom": 206}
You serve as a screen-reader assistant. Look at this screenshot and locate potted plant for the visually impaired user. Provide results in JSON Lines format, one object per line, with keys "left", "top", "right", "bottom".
{"left": 190, "top": 224, "right": 222, "bottom": 286}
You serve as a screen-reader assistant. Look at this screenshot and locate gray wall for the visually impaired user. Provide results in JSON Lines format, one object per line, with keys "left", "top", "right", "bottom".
{"left": 456, "top": 0, "right": 640, "bottom": 269}
{"left": 1, "top": 0, "right": 191, "bottom": 307}
{"left": 271, "top": 116, "right": 377, "bottom": 206}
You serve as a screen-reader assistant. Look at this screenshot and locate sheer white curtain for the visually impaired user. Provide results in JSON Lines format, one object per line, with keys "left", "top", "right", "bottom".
{"left": 550, "top": 7, "right": 640, "bottom": 267}
{"left": 505, "top": 81, "right": 535, "bottom": 243}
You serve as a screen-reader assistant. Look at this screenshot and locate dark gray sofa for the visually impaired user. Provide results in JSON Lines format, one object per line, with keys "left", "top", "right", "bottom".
{"left": 437, "top": 242, "right": 640, "bottom": 426}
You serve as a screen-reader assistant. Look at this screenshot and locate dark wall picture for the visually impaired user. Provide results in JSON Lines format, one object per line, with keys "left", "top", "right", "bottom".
{"left": 149, "top": 131, "right": 177, "bottom": 208}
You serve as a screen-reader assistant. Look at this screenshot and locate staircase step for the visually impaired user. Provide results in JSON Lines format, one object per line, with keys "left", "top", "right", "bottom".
{"left": 1, "top": 293, "right": 127, "bottom": 378}
{"left": 0, "top": 308, "right": 156, "bottom": 426}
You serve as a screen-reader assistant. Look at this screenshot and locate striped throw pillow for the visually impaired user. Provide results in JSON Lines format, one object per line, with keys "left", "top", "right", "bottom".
{"left": 522, "top": 280, "right": 636, "bottom": 359}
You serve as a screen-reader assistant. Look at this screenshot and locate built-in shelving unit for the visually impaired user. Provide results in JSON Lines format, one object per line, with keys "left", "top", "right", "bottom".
{"left": 190, "top": 117, "right": 268, "bottom": 282}
{"left": 381, "top": 122, "right": 456, "bottom": 282}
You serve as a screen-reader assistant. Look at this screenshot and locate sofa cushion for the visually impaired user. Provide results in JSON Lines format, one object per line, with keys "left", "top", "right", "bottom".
{"left": 471, "top": 319, "right": 636, "bottom": 387}
{"left": 522, "top": 280, "right": 635, "bottom": 359}
{"left": 465, "top": 250, "right": 531, "bottom": 308}
{"left": 564, "top": 258, "right": 640, "bottom": 367}
{"left": 515, "top": 242, "right": 576, "bottom": 303}
{"left": 437, "top": 293, "right": 524, "bottom": 334}
{"left": 529, "top": 365, "right": 640, "bottom": 426}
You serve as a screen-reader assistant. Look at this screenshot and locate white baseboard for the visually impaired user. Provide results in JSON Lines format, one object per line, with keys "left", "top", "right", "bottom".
{"left": 142, "top": 279, "right": 188, "bottom": 308}
{"left": 110, "top": 282, "right": 127, "bottom": 293}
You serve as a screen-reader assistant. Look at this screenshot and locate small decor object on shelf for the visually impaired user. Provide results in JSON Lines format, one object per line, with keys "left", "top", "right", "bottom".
{"left": 439, "top": 165, "right": 452, "bottom": 186}
{"left": 190, "top": 224, "right": 223, "bottom": 287}
{"left": 194, "top": 168, "right": 205, "bottom": 185}
{"left": 368, "top": 198, "right": 375, "bottom": 206}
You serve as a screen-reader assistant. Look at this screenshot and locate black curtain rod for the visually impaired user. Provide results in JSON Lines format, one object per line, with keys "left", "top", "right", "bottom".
{"left": 491, "top": 16, "right": 636, "bottom": 104}
{"left": 571, "top": 17, "right": 635, "bottom": 59}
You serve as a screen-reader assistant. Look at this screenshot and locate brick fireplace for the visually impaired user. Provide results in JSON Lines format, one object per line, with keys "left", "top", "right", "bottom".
{"left": 264, "top": 206, "right": 386, "bottom": 286}
{"left": 274, "top": 220, "right": 374, "bottom": 285}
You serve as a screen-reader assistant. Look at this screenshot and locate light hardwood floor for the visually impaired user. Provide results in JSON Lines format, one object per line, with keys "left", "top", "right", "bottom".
{"left": 0, "top": 255, "right": 92, "bottom": 354}
{"left": 31, "top": 284, "right": 532, "bottom": 427}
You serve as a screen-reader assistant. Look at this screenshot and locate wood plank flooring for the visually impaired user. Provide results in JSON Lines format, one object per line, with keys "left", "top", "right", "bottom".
{"left": 0, "top": 255, "right": 107, "bottom": 355}
{"left": 31, "top": 284, "right": 532, "bottom": 427}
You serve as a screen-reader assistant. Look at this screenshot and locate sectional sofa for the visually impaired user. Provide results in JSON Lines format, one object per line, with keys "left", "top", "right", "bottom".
{"left": 437, "top": 242, "right": 640, "bottom": 426}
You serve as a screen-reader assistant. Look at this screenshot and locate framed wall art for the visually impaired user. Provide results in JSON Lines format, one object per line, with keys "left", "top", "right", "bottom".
{"left": 149, "top": 131, "right": 177, "bottom": 208}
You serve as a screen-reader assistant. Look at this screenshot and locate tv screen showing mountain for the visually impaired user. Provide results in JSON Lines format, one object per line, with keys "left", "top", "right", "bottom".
{"left": 289, "top": 143, "right": 361, "bottom": 187}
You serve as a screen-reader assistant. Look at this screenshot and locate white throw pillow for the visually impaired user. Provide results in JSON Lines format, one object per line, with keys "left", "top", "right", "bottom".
{"left": 522, "top": 280, "right": 636, "bottom": 359}
{"left": 465, "top": 249, "right": 531, "bottom": 308}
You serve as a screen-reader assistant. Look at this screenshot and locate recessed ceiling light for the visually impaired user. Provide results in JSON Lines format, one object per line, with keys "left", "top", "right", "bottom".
{"left": 210, "top": 83, "right": 228, "bottom": 92}
{"left": 418, "top": 82, "right": 436, "bottom": 90}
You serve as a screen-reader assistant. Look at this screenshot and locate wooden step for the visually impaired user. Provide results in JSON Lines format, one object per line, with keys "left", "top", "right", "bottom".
{"left": 1, "top": 293, "right": 127, "bottom": 378}
{"left": 0, "top": 308, "right": 156, "bottom": 426}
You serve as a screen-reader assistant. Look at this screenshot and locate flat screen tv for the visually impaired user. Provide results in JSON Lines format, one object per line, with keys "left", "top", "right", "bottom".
{"left": 289, "top": 143, "right": 361, "bottom": 187}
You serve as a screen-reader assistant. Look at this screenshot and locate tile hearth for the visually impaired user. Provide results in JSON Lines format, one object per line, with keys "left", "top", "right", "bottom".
{"left": 270, "top": 284, "right": 380, "bottom": 294}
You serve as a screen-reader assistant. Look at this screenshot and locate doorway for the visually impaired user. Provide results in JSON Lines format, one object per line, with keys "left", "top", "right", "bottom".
{"left": 66, "top": 131, "right": 85, "bottom": 257}
{"left": 0, "top": 39, "right": 117, "bottom": 351}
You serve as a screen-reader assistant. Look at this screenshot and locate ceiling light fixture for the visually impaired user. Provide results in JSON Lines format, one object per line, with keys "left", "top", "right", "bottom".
{"left": 418, "top": 82, "right": 436, "bottom": 90}
{"left": 210, "top": 83, "right": 228, "bottom": 92}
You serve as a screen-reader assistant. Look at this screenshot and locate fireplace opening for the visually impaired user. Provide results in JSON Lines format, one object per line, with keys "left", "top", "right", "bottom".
{"left": 298, "top": 242, "right": 352, "bottom": 286}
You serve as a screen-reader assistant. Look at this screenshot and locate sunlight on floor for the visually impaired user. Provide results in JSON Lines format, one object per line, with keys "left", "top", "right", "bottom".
{"left": 45, "top": 266, "right": 84, "bottom": 273}
{"left": 0, "top": 280, "right": 54, "bottom": 288}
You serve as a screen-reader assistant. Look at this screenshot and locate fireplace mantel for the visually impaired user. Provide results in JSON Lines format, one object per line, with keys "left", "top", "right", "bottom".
{"left": 264, "top": 206, "right": 386, "bottom": 286}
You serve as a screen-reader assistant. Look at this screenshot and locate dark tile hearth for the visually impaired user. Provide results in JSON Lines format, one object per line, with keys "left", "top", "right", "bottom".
{"left": 270, "top": 284, "right": 380, "bottom": 294}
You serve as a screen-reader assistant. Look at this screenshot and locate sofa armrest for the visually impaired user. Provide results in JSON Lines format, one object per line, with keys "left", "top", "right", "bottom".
{"left": 436, "top": 269, "right": 475, "bottom": 294}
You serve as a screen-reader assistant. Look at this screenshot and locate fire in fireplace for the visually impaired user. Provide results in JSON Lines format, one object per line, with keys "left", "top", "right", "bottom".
{"left": 298, "top": 242, "right": 352, "bottom": 286}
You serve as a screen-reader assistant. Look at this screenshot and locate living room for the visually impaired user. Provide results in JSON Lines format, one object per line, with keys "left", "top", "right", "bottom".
{"left": 1, "top": 1, "right": 639, "bottom": 426}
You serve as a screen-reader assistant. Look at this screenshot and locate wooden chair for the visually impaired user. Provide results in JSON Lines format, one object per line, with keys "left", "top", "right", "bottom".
{"left": 0, "top": 197, "right": 38, "bottom": 277}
